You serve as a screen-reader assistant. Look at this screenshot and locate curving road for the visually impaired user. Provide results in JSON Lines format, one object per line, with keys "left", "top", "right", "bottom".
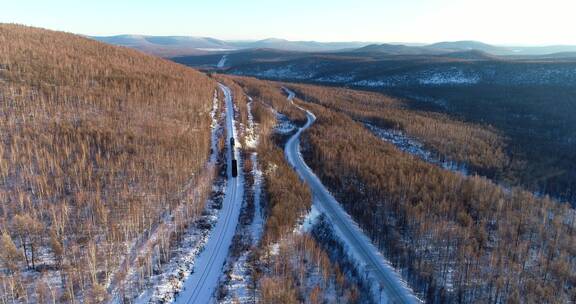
{"left": 283, "top": 88, "right": 419, "bottom": 304}
{"left": 175, "top": 84, "right": 244, "bottom": 304}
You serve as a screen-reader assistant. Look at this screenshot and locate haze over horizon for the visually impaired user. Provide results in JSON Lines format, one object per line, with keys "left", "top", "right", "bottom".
{"left": 2, "top": 0, "right": 576, "bottom": 46}
{"left": 2, "top": 0, "right": 576, "bottom": 301}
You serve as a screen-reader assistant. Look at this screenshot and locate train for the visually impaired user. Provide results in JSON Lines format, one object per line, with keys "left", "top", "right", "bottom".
{"left": 230, "top": 137, "right": 238, "bottom": 177}
{"left": 231, "top": 159, "right": 238, "bottom": 177}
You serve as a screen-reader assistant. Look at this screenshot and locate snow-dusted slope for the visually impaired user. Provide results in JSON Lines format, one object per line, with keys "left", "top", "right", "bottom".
{"left": 283, "top": 88, "right": 420, "bottom": 304}
{"left": 231, "top": 61, "right": 576, "bottom": 88}
{"left": 175, "top": 84, "right": 244, "bottom": 304}
{"left": 216, "top": 55, "right": 227, "bottom": 68}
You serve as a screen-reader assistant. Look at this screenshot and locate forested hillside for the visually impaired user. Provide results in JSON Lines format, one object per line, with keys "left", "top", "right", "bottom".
{"left": 0, "top": 25, "right": 216, "bottom": 302}
{"left": 219, "top": 77, "right": 576, "bottom": 303}
{"left": 222, "top": 76, "right": 366, "bottom": 303}
{"left": 209, "top": 50, "right": 576, "bottom": 204}
{"left": 291, "top": 84, "right": 576, "bottom": 303}
{"left": 286, "top": 84, "right": 509, "bottom": 178}
{"left": 398, "top": 85, "right": 576, "bottom": 204}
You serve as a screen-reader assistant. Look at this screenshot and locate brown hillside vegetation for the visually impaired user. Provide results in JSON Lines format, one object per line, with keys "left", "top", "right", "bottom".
{"left": 229, "top": 76, "right": 311, "bottom": 246}
{"left": 223, "top": 76, "right": 575, "bottom": 303}
{"left": 226, "top": 76, "right": 363, "bottom": 303}
{"left": 287, "top": 84, "right": 509, "bottom": 178}
{"left": 231, "top": 76, "right": 307, "bottom": 125}
{"left": 0, "top": 24, "right": 216, "bottom": 302}
{"left": 294, "top": 91, "right": 576, "bottom": 303}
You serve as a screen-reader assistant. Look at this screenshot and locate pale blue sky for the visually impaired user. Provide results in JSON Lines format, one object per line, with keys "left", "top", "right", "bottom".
{"left": 2, "top": 0, "right": 575, "bottom": 45}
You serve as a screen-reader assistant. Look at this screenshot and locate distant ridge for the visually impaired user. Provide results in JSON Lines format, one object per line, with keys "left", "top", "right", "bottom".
{"left": 427, "top": 40, "right": 503, "bottom": 53}
{"left": 91, "top": 35, "right": 371, "bottom": 57}
{"left": 91, "top": 35, "right": 576, "bottom": 58}
{"left": 438, "top": 49, "right": 498, "bottom": 60}
{"left": 353, "top": 43, "right": 447, "bottom": 55}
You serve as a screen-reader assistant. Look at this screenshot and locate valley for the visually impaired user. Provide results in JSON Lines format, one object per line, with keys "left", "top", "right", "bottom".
{"left": 1, "top": 20, "right": 576, "bottom": 304}
{"left": 175, "top": 47, "right": 576, "bottom": 206}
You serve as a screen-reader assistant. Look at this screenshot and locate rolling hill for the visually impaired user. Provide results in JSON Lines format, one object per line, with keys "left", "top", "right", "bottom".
{"left": 91, "top": 34, "right": 234, "bottom": 57}
{"left": 426, "top": 40, "right": 576, "bottom": 56}
{"left": 91, "top": 35, "right": 372, "bottom": 56}
{"left": 0, "top": 24, "right": 216, "bottom": 302}
{"left": 92, "top": 33, "right": 576, "bottom": 60}
{"left": 184, "top": 47, "right": 576, "bottom": 205}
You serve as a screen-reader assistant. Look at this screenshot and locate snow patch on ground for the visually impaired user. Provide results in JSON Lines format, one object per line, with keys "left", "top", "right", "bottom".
{"left": 235, "top": 65, "right": 316, "bottom": 80}
{"left": 296, "top": 204, "right": 322, "bottom": 234}
{"left": 135, "top": 185, "right": 225, "bottom": 303}
{"left": 248, "top": 153, "right": 264, "bottom": 242}
{"left": 244, "top": 96, "right": 259, "bottom": 149}
{"left": 418, "top": 68, "right": 480, "bottom": 85}
{"left": 219, "top": 152, "right": 264, "bottom": 303}
{"left": 273, "top": 111, "right": 296, "bottom": 134}
{"left": 217, "top": 55, "right": 228, "bottom": 68}
{"left": 352, "top": 79, "right": 397, "bottom": 88}
{"left": 316, "top": 74, "right": 355, "bottom": 83}
{"left": 209, "top": 91, "right": 222, "bottom": 163}
{"left": 365, "top": 123, "right": 469, "bottom": 175}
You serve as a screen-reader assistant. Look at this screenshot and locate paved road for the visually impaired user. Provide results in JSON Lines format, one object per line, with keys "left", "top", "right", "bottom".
{"left": 175, "top": 84, "right": 244, "bottom": 304}
{"left": 283, "top": 88, "right": 419, "bottom": 304}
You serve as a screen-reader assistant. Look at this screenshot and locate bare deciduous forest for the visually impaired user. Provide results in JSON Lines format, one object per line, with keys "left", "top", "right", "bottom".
{"left": 288, "top": 85, "right": 576, "bottom": 303}
{"left": 227, "top": 76, "right": 363, "bottom": 303}
{"left": 0, "top": 25, "right": 217, "bottom": 302}
{"left": 2, "top": 22, "right": 575, "bottom": 304}
{"left": 400, "top": 85, "right": 576, "bottom": 204}
{"left": 287, "top": 84, "right": 509, "bottom": 178}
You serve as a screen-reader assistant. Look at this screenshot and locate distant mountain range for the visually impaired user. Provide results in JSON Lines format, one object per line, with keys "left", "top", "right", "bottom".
{"left": 90, "top": 35, "right": 370, "bottom": 56}
{"left": 91, "top": 35, "right": 576, "bottom": 58}
{"left": 424, "top": 40, "right": 576, "bottom": 56}
{"left": 354, "top": 41, "right": 576, "bottom": 57}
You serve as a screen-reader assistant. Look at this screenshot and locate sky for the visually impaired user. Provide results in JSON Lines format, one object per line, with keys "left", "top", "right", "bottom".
{"left": 2, "top": 0, "right": 576, "bottom": 45}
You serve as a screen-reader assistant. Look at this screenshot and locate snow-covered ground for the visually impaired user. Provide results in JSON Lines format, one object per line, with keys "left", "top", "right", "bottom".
{"left": 244, "top": 97, "right": 258, "bottom": 149}
{"left": 352, "top": 79, "right": 397, "bottom": 88}
{"left": 418, "top": 68, "right": 480, "bottom": 85}
{"left": 315, "top": 74, "right": 355, "bottom": 83}
{"left": 234, "top": 65, "right": 316, "bottom": 80}
{"left": 245, "top": 98, "right": 264, "bottom": 246}
{"left": 118, "top": 90, "right": 224, "bottom": 304}
{"left": 219, "top": 151, "right": 264, "bottom": 304}
{"left": 133, "top": 183, "right": 225, "bottom": 303}
{"left": 364, "top": 123, "right": 469, "bottom": 175}
{"left": 210, "top": 91, "right": 222, "bottom": 163}
{"left": 282, "top": 88, "right": 420, "bottom": 304}
{"left": 231, "top": 62, "right": 576, "bottom": 88}
{"left": 274, "top": 111, "right": 296, "bottom": 134}
{"left": 219, "top": 94, "right": 265, "bottom": 303}
{"left": 174, "top": 84, "right": 245, "bottom": 304}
